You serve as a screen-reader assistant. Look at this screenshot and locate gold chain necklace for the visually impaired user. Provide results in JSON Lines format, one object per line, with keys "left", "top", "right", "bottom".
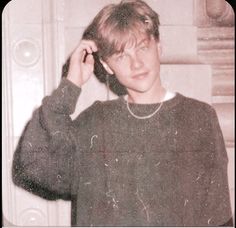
{"left": 125, "top": 93, "right": 165, "bottom": 120}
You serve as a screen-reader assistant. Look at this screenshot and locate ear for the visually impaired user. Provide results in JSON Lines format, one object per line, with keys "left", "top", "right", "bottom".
{"left": 99, "top": 59, "right": 114, "bottom": 75}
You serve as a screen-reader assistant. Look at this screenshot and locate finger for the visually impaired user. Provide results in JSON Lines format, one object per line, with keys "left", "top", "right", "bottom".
{"left": 80, "top": 50, "right": 87, "bottom": 63}
{"left": 84, "top": 46, "right": 93, "bottom": 54}
{"left": 75, "top": 46, "right": 92, "bottom": 63}
{"left": 89, "top": 42, "right": 98, "bottom": 53}
{"left": 81, "top": 40, "right": 98, "bottom": 52}
{"left": 71, "top": 41, "right": 97, "bottom": 63}
{"left": 73, "top": 43, "right": 91, "bottom": 55}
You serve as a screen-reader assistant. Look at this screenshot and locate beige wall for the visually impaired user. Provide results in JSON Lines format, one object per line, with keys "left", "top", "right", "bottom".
{"left": 2, "top": 0, "right": 234, "bottom": 226}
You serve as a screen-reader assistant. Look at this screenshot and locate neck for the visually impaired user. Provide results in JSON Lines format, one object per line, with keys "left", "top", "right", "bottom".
{"left": 126, "top": 80, "right": 166, "bottom": 104}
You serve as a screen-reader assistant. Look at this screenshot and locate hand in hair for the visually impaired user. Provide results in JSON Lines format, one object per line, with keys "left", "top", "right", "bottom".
{"left": 67, "top": 40, "right": 98, "bottom": 87}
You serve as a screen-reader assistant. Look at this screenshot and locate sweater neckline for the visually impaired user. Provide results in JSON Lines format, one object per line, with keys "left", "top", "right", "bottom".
{"left": 119, "top": 92, "right": 184, "bottom": 111}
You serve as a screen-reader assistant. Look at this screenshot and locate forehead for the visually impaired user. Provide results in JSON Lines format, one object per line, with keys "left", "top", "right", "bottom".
{"left": 125, "top": 32, "right": 149, "bottom": 46}
{"left": 113, "top": 29, "right": 151, "bottom": 53}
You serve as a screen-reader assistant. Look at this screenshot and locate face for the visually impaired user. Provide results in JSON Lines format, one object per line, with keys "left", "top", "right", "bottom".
{"left": 101, "top": 34, "right": 162, "bottom": 95}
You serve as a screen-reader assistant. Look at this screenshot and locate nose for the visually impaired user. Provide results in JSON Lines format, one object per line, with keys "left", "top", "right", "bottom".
{"left": 130, "top": 53, "right": 143, "bottom": 70}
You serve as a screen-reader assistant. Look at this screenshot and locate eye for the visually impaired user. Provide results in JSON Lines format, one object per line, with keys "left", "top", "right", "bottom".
{"left": 116, "top": 53, "right": 126, "bottom": 61}
{"left": 139, "top": 43, "right": 149, "bottom": 51}
{"left": 140, "top": 46, "right": 148, "bottom": 50}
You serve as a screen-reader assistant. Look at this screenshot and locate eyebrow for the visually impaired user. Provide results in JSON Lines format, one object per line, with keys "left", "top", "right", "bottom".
{"left": 136, "top": 38, "right": 149, "bottom": 46}
{"left": 113, "top": 38, "right": 149, "bottom": 56}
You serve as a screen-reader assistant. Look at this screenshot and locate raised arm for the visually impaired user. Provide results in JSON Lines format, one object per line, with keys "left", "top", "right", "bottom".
{"left": 12, "top": 40, "right": 98, "bottom": 200}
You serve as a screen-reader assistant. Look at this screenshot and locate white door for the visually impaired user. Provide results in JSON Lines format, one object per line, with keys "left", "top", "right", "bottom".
{"left": 2, "top": 0, "right": 71, "bottom": 225}
{"left": 2, "top": 0, "right": 113, "bottom": 225}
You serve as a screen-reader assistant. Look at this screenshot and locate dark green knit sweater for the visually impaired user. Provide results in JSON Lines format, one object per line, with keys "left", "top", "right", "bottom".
{"left": 12, "top": 78, "right": 232, "bottom": 226}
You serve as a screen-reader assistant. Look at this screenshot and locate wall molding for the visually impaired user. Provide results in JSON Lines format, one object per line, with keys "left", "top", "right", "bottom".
{"left": 194, "top": 0, "right": 234, "bottom": 26}
{"left": 206, "top": 0, "right": 234, "bottom": 25}
{"left": 2, "top": 3, "right": 18, "bottom": 225}
{"left": 194, "top": 0, "right": 234, "bottom": 148}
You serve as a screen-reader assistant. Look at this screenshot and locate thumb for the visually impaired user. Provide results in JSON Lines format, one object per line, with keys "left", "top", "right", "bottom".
{"left": 85, "top": 54, "right": 94, "bottom": 65}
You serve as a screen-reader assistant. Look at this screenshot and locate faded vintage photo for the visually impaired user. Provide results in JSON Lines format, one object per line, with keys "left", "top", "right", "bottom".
{"left": 2, "top": 0, "right": 234, "bottom": 226}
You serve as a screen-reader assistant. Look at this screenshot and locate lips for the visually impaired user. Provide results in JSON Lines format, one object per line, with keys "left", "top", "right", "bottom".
{"left": 132, "top": 72, "right": 149, "bottom": 79}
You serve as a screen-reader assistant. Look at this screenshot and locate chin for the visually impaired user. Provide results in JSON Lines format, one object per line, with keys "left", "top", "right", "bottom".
{"left": 124, "top": 76, "right": 159, "bottom": 93}
{"left": 128, "top": 84, "right": 154, "bottom": 93}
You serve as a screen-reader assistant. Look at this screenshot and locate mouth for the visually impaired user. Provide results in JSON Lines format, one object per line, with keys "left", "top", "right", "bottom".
{"left": 131, "top": 72, "right": 149, "bottom": 80}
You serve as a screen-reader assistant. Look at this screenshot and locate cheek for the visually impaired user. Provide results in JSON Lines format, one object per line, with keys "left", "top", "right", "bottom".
{"left": 146, "top": 49, "right": 160, "bottom": 66}
{"left": 113, "top": 69, "right": 129, "bottom": 82}
{"left": 110, "top": 63, "right": 131, "bottom": 79}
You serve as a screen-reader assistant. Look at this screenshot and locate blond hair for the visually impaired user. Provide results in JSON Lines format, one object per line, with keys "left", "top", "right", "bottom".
{"left": 82, "top": 0, "right": 160, "bottom": 95}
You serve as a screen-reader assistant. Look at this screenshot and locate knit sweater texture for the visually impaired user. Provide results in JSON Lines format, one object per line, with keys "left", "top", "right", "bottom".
{"left": 12, "top": 78, "right": 232, "bottom": 226}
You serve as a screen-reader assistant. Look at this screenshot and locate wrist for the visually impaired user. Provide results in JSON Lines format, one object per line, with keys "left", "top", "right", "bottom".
{"left": 67, "top": 75, "right": 83, "bottom": 88}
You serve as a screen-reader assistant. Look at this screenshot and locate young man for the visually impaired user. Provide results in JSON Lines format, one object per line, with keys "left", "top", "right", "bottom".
{"left": 12, "top": 0, "right": 233, "bottom": 226}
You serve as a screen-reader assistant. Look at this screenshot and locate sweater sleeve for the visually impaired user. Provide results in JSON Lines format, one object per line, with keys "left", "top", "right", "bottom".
{"left": 200, "top": 107, "right": 233, "bottom": 226}
{"left": 12, "top": 78, "right": 82, "bottom": 200}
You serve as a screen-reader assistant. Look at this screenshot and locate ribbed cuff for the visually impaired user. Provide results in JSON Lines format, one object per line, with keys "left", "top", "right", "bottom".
{"left": 43, "top": 77, "right": 81, "bottom": 114}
